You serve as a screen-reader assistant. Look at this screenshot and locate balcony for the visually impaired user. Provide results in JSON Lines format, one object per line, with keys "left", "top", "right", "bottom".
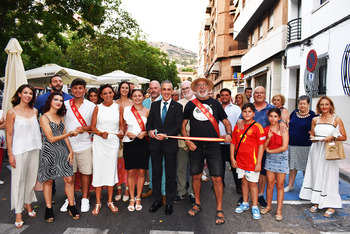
{"left": 287, "top": 18, "right": 301, "bottom": 43}
{"left": 206, "top": 2, "right": 212, "bottom": 14}
{"left": 204, "top": 20, "right": 211, "bottom": 31}
{"left": 233, "top": 0, "right": 275, "bottom": 42}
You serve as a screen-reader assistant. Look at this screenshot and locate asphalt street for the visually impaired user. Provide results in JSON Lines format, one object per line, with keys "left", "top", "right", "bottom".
{"left": 0, "top": 159, "right": 349, "bottom": 234}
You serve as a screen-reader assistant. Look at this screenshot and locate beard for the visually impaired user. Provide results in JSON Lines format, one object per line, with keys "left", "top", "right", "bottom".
{"left": 197, "top": 90, "right": 208, "bottom": 99}
{"left": 51, "top": 85, "right": 63, "bottom": 92}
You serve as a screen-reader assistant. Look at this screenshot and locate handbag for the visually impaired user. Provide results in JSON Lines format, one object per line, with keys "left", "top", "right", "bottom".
{"left": 325, "top": 140, "right": 346, "bottom": 160}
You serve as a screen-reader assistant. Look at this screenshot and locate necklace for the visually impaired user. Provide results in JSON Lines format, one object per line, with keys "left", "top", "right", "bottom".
{"left": 296, "top": 110, "right": 310, "bottom": 118}
{"left": 134, "top": 106, "right": 144, "bottom": 111}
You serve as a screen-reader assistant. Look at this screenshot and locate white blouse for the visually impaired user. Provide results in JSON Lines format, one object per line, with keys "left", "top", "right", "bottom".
{"left": 12, "top": 109, "right": 42, "bottom": 155}
{"left": 122, "top": 106, "right": 147, "bottom": 143}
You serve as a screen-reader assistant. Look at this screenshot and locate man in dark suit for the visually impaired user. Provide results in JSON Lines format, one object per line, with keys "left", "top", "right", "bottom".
{"left": 146, "top": 80, "right": 183, "bottom": 215}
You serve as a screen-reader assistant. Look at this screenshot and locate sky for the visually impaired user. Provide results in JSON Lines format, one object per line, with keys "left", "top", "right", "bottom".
{"left": 121, "top": 0, "right": 208, "bottom": 53}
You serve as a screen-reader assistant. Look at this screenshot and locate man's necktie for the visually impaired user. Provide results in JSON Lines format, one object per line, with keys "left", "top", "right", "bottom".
{"left": 161, "top": 102, "right": 168, "bottom": 124}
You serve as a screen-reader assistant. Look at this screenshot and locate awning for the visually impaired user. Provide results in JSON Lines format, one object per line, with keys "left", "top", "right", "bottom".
{"left": 210, "top": 61, "right": 221, "bottom": 74}
{"left": 230, "top": 57, "right": 241, "bottom": 66}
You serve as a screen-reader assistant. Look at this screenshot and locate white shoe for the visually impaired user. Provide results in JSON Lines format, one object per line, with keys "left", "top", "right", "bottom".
{"left": 60, "top": 199, "right": 69, "bottom": 212}
{"left": 284, "top": 186, "right": 294, "bottom": 192}
{"left": 123, "top": 194, "right": 130, "bottom": 202}
{"left": 115, "top": 194, "right": 122, "bottom": 201}
{"left": 0, "top": 180, "right": 4, "bottom": 185}
{"left": 60, "top": 198, "right": 76, "bottom": 212}
{"left": 144, "top": 181, "right": 150, "bottom": 186}
{"left": 81, "top": 198, "right": 90, "bottom": 213}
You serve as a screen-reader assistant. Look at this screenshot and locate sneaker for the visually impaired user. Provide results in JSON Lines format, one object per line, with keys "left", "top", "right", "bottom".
{"left": 235, "top": 203, "right": 250, "bottom": 213}
{"left": 174, "top": 194, "right": 185, "bottom": 204}
{"left": 237, "top": 196, "right": 243, "bottom": 205}
{"left": 81, "top": 198, "right": 90, "bottom": 213}
{"left": 0, "top": 180, "right": 4, "bottom": 185}
{"left": 258, "top": 195, "right": 267, "bottom": 207}
{"left": 60, "top": 198, "right": 76, "bottom": 212}
{"left": 189, "top": 193, "right": 195, "bottom": 205}
{"left": 284, "top": 186, "right": 294, "bottom": 192}
{"left": 252, "top": 206, "right": 261, "bottom": 220}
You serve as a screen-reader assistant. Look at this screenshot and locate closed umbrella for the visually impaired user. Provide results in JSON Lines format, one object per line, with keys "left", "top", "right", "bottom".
{"left": 2, "top": 38, "right": 27, "bottom": 116}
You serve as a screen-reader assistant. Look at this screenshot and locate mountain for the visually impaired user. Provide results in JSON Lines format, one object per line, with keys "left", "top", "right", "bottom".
{"left": 147, "top": 41, "right": 197, "bottom": 66}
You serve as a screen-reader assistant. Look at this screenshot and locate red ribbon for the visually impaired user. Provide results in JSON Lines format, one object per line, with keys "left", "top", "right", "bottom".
{"left": 192, "top": 98, "right": 220, "bottom": 137}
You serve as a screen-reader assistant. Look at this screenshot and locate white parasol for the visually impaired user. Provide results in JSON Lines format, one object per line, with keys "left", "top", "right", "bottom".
{"left": 2, "top": 38, "right": 28, "bottom": 116}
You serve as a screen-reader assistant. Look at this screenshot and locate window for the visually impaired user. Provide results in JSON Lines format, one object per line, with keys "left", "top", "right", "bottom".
{"left": 316, "top": 56, "right": 328, "bottom": 95}
{"left": 251, "top": 30, "right": 254, "bottom": 46}
{"left": 258, "top": 21, "right": 263, "bottom": 39}
{"left": 320, "top": 0, "right": 327, "bottom": 4}
{"left": 268, "top": 10, "right": 274, "bottom": 30}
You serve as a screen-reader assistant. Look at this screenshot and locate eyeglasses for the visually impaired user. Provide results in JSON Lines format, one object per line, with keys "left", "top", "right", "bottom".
{"left": 182, "top": 87, "right": 190, "bottom": 90}
{"left": 196, "top": 83, "right": 208, "bottom": 88}
{"left": 254, "top": 91, "right": 265, "bottom": 95}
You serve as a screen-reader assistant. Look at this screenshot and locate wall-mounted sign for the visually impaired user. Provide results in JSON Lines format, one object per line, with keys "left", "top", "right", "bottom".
{"left": 306, "top": 49, "right": 317, "bottom": 72}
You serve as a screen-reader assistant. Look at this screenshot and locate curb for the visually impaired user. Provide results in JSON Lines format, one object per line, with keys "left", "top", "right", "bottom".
{"left": 340, "top": 168, "right": 350, "bottom": 183}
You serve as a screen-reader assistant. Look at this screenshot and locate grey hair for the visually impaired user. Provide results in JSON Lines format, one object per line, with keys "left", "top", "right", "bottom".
{"left": 161, "top": 80, "right": 173, "bottom": 89}
{"left": 150, "top": 80, "right": 160, "bottom": 87}
{"left": 297, "top": 95, "right": 310, "bottom": 104}
{"left": 181, "top": 80, "right": 191, "bottom": 89}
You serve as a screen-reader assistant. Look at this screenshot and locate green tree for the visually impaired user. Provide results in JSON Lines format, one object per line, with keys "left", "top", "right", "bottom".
{"left": 0, "top": 0, "right": 106, "bottom": 75}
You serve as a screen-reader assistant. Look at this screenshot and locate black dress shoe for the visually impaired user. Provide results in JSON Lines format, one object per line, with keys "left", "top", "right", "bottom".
{"left": 149, "top": 201, "right": 162, "bottom": 213}
{"left": 165, "top": 204, "right": 173, "bottom": 215}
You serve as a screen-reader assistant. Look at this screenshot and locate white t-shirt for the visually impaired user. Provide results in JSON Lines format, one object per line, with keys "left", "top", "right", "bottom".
{"left": 64, "top": 99, "right": 95, "bottom": 152}
{"left": 219, "top": 102, "right": 241, "bottom": 145}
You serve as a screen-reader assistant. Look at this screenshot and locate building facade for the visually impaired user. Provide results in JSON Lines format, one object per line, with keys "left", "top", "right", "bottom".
{"left": 198, "top": 0, "right": 247, "bottom": 97}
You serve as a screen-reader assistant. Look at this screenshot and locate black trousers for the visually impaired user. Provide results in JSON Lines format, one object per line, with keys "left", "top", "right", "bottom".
{"left": 220, "top": 144, "right": 241, "bottom": 187}
{"left": 151, "top": 146, "right": 177, "bottom": 205}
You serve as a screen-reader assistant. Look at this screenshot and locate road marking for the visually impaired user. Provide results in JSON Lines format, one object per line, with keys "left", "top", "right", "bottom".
{"left": 0, "top": 223, "right": 28, "bottom": 233}
{"left": 237, "top": 232, "right": 279, "bottom": 234}
{"left": 150, "top": 231, "right": 194, "bottom": 234}
{"left": 63, "top": 227, "right": 109, "bottom": 234}
{"left": 271, "top": 200, "right": 350, "bottom": 205}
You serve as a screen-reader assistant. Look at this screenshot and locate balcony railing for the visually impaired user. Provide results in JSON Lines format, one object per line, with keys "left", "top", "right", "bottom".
{"left": 287, "top": 18, "right": 301, "bottom": 43}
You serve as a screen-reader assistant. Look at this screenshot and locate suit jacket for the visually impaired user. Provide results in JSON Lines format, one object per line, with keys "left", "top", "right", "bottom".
{"left": 146, "top": 99, "right": 183, "bottom": 153}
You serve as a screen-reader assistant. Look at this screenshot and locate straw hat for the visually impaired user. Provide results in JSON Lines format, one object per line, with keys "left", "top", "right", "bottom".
{"left": 191, "top": 75, "right": 214, "bottom": 91}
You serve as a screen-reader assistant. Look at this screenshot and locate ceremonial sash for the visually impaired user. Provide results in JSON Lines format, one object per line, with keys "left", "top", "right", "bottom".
{"left": 192, "top": 98, "right": 220, "bottom": 137}
{"left": 131, "top": 106, "right": 146, "bottom": 131}
{"left": 131, "top": 106, "right": 149, "bottom": 141}
{"left": 70, "top": 99, "right": 90, "bottom": 138}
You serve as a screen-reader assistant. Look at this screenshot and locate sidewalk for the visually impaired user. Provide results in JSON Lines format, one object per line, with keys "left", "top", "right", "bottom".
{"left": 339, "top": 143, "right": 350, "bottom": 183}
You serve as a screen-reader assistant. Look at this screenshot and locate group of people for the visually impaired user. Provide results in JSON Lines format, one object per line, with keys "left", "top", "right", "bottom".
{"left": 5, "top": 74, "right": 347, "bottom": 228}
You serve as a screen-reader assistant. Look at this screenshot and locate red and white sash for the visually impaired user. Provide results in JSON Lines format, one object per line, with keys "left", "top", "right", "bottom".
{"left": 192, "top": 98, "right": 220, "bottom": 137}
{"left": 131, "top": 105, "right": 146, "bottom": 131}
{"left": 70, "top": 99, "right": 88, "bottom": 128}
{"left": 131, "top": 105, "right": 149, "bottom": 141}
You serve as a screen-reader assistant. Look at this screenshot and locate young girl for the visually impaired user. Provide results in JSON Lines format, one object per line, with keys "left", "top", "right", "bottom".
{"left": 261, "top": 108, "right": 289, "bottom": 221}
{"left": 231, "top": 103, "right": 265, "bottom": 220}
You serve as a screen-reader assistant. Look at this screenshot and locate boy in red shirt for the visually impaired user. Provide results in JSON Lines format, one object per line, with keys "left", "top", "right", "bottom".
{"left": 230, "top": 103, "right": 265, "bottom": 219}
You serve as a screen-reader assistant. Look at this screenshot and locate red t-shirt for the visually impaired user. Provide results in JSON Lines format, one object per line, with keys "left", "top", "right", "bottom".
{"left": 231, "top": 122, "right": 266, "bottom": 171}
{"left": 264, "top": 126, "right": 282, "bottom": 150}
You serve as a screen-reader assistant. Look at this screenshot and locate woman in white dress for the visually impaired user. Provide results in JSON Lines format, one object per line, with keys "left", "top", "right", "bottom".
{"left": 299, "top": 96, "right": 347, "bottom": 218}
{"left": 91, "top": 84, "right": 124, "bottom": 215}
{"left": 6, "top": 84, "right": 42, "bottom": 228}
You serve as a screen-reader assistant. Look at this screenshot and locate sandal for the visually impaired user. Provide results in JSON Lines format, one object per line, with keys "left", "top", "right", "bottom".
{"left": 324, "top": 208, "right": 335, "bottom": 218}
{"left": 67, "top": 205, "right": 80, "bottom": 220}
{"left": 275, "top": 211, "right": 283, "bottom": 221}
{"left": 24, "top": 205, "right": 36, "bottom": 218}
{"left": 215, "top": 210, "right": 225, "bottom": 225}
{"left": 14, "top": 221, "right": 24, "bottom": 229}
{"left": 45, "top": 206, "right": 54, "bottom": 223}
{"left": 135, "top": 198, "right": 142, "bottom": 211}
{"left": 309, "top": 205, "right": 318, "bottom": 213}
{"left": 188, "top": 203, "right": 202, "bottom": 217}
{"left": 107, "top": 202, "right": 119, "bottom": 213}
{"left": 128, "top": 199, "right": 135, "bottom": 212}
{"left": 261, "top": 206, "right": 271, "bottom": 215}
{"left": 92, "top": 204, "right": 102, "bottom": 215}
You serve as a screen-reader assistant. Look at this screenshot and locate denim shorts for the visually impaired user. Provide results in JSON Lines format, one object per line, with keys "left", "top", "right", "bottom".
{"left": 264, "top": 150, "right": 289, "bottom": 173}
{"left": 189, "top": 142, "right": 222, "bottom": 177}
